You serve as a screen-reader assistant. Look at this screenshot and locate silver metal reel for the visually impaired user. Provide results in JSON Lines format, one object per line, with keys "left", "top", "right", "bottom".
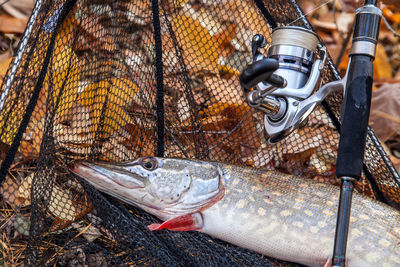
{"left": 245, "top": 26, "right": 345, "bottom": 143}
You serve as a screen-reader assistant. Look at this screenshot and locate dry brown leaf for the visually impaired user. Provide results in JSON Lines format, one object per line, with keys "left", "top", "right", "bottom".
{"left": 181, "top": 5, "right": 224, "bottom": 36}
{"left": 17, "top": 174, "right": 77, "bottom": 221}
{"left": 7, "top": 45, "right": 80, "bottom": 157}
{"left": 198, "top": 102, "right": 261, "bottom": 159}
{"left": 374, "top": 43, "right": 393, "bottom": 79}
{"left": 204, "top": 75, "right": 244, "bottom": 104}
{"left": 48, "top": 185, "right": 77, "bottom": 221}
{"left": 177, "top": 95, "right": 191, "bottom": 122}
{"left": 383, "top": 7, "right": 400, "bottom": 24}
{"left": 336, "top": 12, "right": 354, "bottom": 33}
{"left": 47, "top": 46, "right": 81, "bottom": 122}
{"left": 117, "top": 123, "right": 155, "bottom": 157}
{"left": 370, "top": 83, "right": 400, "bottom": 142}
{"left": 276, "top": 124, "right": 338, "bottom": 177}
{"left": 0, "top": 57, "right": 13, "bottom": 80}
{"left": 72, "top": 222, "right": 102, "bottom": 242}
{"left": 124, "top": 0, "right": 152, "bottom": 25}
{"left": 54, "top": 103, "right": 94, "bottom": 154}
{"left": 75, "top": 14, "right": 117, "bottom": 52}
{"left": 100, "top": 136, "right": 136, "bottom": 162}
{"left": 170, "top": 14, "right": 219, "bottom": 73}
{"left": 1, "top": 0, "right": 35, "bottom": 19}
{"left": 0, "top": 175, "right": 26, "bottom": 208}
{"left": 0, "top": 14, "right": 28, "bottom": 33}
{"left": 97, "top": 122, "right": 156, "bottom": 162}
{"left": 19, "top": 115, "right": 45, "bottom": 158}
{"left": 310, "top": 147, "right": 336, "bottom": 175}
{"left": 277, "top": 126, "right": 338, "bottom": 154}
{"left": 217, "top": 64, "right": 241, "bottom": 78}
{"left": 241, "top": 142, "right": 274, "bottom": 169}
{"left": 226, "top": 1, "right": 271, "bottom": 41}
{"left": 0, "top": 10, "right": 78, "bottom": 155}
{"left": 79, "top": 78, "right": 139, "bottom": 138}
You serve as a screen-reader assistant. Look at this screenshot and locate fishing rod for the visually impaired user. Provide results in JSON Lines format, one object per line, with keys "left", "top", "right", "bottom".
{"left": 240, "top": 0, "right": 382, "bottom": 265}
{"left": 332, "top": 0, "right": 381, "bottom": 265}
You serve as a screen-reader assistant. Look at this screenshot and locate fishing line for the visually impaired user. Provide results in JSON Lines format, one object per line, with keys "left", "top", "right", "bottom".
{"left": 287, "top": 0, "right": 335, "bottom": 26}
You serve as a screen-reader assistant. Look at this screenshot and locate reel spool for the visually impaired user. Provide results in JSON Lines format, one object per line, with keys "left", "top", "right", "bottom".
{"left": 269, "top": 26, "right": 318, "bottom": 93}
{"left": 240, "top": 26, "right": 336, "bottom": 143}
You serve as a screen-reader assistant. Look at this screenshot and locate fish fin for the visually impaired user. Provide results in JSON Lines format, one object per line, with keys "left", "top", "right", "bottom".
{"left": 148, "top": 212, "right": 203, "bottom": 231}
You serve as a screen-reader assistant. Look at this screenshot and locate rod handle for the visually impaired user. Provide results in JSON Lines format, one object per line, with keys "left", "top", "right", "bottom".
{"left": 336, "top": 55, "right": 373, "bottom": 179}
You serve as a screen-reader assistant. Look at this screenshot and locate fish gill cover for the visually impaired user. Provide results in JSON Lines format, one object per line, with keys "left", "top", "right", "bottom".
{"left": 0, "top": 0, "right": 398, "bottom": 266}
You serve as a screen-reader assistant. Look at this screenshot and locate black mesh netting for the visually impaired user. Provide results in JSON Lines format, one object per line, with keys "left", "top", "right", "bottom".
{"left": 0, "top": 0, "right": 399, "bottom": 266}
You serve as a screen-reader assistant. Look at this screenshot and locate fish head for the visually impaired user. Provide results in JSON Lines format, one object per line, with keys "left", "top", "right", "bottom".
{"left": 70, "top": 157, "right": 224, "bottom": 220}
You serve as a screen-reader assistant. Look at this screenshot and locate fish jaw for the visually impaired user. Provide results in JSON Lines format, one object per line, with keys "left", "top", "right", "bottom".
{"left": 69, "top": 158, "right": 225, "bottom": 221}
{"left": 70, "top": 161, "right": 169, "bottom": 218}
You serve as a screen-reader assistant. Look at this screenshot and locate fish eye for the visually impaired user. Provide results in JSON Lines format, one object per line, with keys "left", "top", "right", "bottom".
{"left": 140, "top": 157, "right": 158, "bottom": 171}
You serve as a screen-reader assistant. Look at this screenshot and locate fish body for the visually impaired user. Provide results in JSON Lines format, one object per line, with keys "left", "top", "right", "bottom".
{"left": 70, "top": 157, "right": 400, "bottom": 267}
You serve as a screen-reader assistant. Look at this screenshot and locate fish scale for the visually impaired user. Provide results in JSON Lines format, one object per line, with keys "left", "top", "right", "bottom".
{"left": 70, "top": 158, "right": 400, "bottom": 267}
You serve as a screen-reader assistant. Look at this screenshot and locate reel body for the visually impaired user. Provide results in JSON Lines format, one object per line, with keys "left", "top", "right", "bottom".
{"left": 240, "top": 26, "right": 342, "bottom": 143}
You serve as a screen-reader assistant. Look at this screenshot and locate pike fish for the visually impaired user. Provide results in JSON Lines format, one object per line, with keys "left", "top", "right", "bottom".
{"left": 70, "top": 157, "right": 400, "bottom": 267}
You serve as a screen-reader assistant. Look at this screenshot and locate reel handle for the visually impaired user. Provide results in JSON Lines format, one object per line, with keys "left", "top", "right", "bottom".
{"left": 239, "top": 58, "right": 283, "bottom": 91}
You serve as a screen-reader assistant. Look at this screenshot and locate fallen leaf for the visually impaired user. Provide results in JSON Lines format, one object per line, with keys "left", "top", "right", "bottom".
{"left": 1, "top": 0, "right": 35, "bottom": 19}
{"left": 0, "top": 57, "right": 13, "bottom": 80}
{"left": 0, "top": 175, "right": 26, "bottom": 208}
{"left": 310, "top": 147, "right": 336, "bottom": 175}
{"left": 13, "top": 214, "right": 30, "bottom": 236}
{"left": 47, "top": 46, "right": 81, "bottom": 122}
{"left": 370, "top": 83, "right": 400, "bottom": 142}
{"left": 79, "top": 78, "right": 139, "bottom": 139}
{"left": 204, "top": 75, "right": 244, "bottom": 104}
{"left": 72, "top": 222, "right": 102, "bottom": 242}
{"left": 240, "top": 142, "right": 274, "bottom": 169}
{"left": 75, "top": 14, "right": 117, "bottom": 52}
{"left": 197, "top": 102, "right": 261, "bottom": 160}
{"left": 170, "top": 14, "right": 219, "bottom": 73}
{"left": 374, "top": 43, "right": 393, "bottom": 79}
{"left": 116, "top": 123, "right": 155, "bottom": 158}
{"left": 0, "top": 14, "right": 28, "bottom": 33}
{"left": 54, "top": 103, "right": 94, "bottom": 155}
{"left": 226, "top": 0, "right": 271, "bottom": 42}
{"left": 383, "top": 7, "right": 400, "bottom": 24}
{"left": 18, "top": 174, "right": 77, "bottom": 221}
{"left": 123, "top": 0, "right": 152, "bottom": 25}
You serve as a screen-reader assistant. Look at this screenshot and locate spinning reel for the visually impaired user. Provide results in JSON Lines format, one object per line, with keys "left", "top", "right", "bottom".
{"left": 240, "top": 26, "right": 343, "bottom": 143}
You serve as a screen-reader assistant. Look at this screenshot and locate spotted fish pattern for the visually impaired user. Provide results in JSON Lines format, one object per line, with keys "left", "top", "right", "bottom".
{"left": 70, "top": 158, "right": 400, "bottom": 267}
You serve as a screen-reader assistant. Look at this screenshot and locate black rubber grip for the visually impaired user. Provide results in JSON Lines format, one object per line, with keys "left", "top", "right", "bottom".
{"left": 240, "top": 58, "right": 279, "bottom": 91}
{"left": 336, "top": 55, "right": 373, "bottom": 179}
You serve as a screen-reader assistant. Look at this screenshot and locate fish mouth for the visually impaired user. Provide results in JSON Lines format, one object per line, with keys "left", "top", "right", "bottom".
{"left": 70, "top": 161, "right": 146, "bottom": 189}
{"left": 70, "top": 161, "right": 175, "bottom": 217}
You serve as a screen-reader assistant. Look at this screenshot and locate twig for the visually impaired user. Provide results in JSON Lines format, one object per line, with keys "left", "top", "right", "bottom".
{"left": 335, "top": 21, "right": 354, "bottom": 67}
{"left": 382, "top": 15, "right": 400, "bottom": 37}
